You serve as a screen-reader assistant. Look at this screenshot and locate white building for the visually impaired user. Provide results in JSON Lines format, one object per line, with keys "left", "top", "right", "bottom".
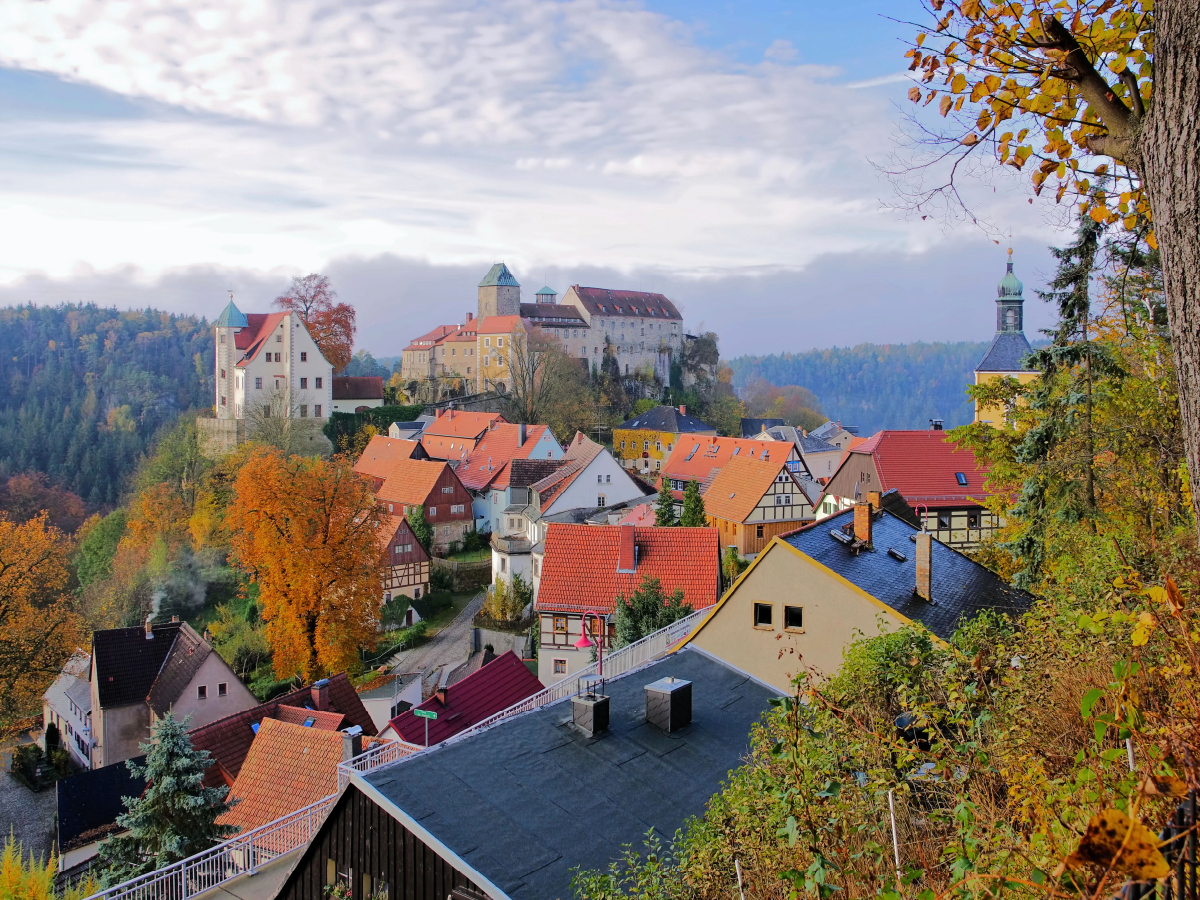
{"left": 213, "top": 300, "right": 333, "bottom": 421}
{"left": 42, "top": 648, "right": 92, "bottom": 768}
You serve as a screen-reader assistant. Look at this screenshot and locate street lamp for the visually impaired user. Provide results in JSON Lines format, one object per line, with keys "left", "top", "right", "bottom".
{"left": 573, "top": 609, "right": 607, "bottom": 678}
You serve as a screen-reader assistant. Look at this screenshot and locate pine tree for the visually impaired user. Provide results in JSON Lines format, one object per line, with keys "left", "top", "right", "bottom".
{"left": 613, "top": 576, "right": 692, "bottom": 646}
{"left": 406, "top": 505, "right": 433, "bottom": 555}
{"left": 679, "top": 479, "right": 706, "bottom": 527}
{"left": 654, "top": 477, "right": 677, "bottom": 527}
{"left": 98, "top": 713, "right": 237, "bottom": 886}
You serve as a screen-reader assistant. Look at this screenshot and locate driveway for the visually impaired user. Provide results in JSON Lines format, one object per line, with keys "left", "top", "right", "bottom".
{"left": 389, "top": 592, "right": 485, "bottom": 679}
{"left": 0, "top": 729, "right": 58, "bottom": 860}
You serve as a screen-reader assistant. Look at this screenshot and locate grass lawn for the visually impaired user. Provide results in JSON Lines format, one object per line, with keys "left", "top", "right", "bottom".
{"left": 440, "top": 547, "right": 491, "bottom": 563}
{"left": 418, "top": 590, "right": 479, "bottom": 633}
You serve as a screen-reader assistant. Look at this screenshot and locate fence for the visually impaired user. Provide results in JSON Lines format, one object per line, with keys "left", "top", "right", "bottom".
{"left": 82, "top": 793, "right": 336, "bottom": 900}
{"left": 336, "top": 604, "right": 711, "bottom": 784}
{"left": 1128, "top": 790, "right": 1198, "bottom": 900}
{"left": 337, "top": 739, "right": 423, "bottom": 790}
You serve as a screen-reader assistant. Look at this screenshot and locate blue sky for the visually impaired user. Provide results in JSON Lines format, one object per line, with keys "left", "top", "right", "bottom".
{"left": 0, "top": 0, "right": 1061, "bottom": 356}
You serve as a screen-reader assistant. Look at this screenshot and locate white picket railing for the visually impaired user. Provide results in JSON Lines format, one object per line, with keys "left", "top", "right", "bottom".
{"left": 336, "top": 604, "right": 712, "bottom": 783}
{"left": 336, "top": 739, "right": 423, "bottom": 789}
{"left": 82, "top": 793, "right": 336, "bottom": 900}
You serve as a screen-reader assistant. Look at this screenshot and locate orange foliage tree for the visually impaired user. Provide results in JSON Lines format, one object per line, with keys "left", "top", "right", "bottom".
{"left": 273, "top": 274, "right": 356, "bottom": 373}
{"left": 0, "top": 513, "right": 85, "bottom": 726}
{"left": 227, "top": 447, "right": 385, "bottom": 681}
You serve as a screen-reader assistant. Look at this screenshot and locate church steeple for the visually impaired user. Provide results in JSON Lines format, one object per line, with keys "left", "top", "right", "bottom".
{"left": 995, "top": 248, "right": 1024, "bottom": 334}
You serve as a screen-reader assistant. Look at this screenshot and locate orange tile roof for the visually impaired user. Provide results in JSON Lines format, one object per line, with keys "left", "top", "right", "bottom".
{"left": 535, "top": 524, "right": 720, "bottom": 614}
{"left": 273, "top": 705, "right": 345, "bottom": 730}
{"left": 377, "top": 458, "right": 454, "bottom": 507}
{"left": 661, "top": 435, "right": 794, "bottom": 487}
{"left": 422, "top": 411, "right": 507, "bottom": 440}
{"left": 354, "top": 436, "right": 423, "bottom": 480}
{"left": 458, "top": 424, "right": 556, "bottom": 491}
{"left": 474, "top": 315, "right": 525, "bottom": 334}
{"left": 403, "top": 324, "right": 459, "bottom": 351}
{"left": 702, "top": 455, "right": 792, "bottom": 523}
{"left": 617, "top": 503, "right": 657, "bottom": 526}
{"left": 218, "top": 718, "right": 344, "bottom": 833}
{"left": 233, "top": 312, "right": 289, "bottom": 368}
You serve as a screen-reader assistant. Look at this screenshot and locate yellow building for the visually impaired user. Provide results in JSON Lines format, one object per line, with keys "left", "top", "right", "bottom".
{"left": 975, "top": 250, "right": 1038, "bottom": 425}
{"left": 613, "top": 404, "right": 716, "bottom": 476}
{"left": 475, "top": 315, "right": 526, "bottom": 394}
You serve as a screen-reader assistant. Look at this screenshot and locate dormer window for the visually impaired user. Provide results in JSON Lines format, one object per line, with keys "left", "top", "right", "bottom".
{"left": 955, "top": 472, "right": 968, "bottom": 486}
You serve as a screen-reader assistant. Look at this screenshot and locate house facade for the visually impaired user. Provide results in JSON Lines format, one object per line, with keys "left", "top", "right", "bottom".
{"left": 474, "top": 315, "right": 526, "bottom": 394}
{"left": 701, "top": 456, "right": 818, "bottom": 557}
{"left": 399, "top": 324, "right": 459, "bottom": 383}
{"left": 661, "top": 435, "right": 810, "bottom": 506}
{"left": 376, "top": 459, "right": 474, "bottom": 556}
{"left": 42, "top": 648, "right": 92, "bottom": 768}
{"left": 559, "top": 285, "right": 684, "bottom": 382}
{"left": 456, "top": 424, "right": 563, "bottom": 534}
{"left": 975, "top": 250, "right": 1038, "bottom": 425}
{"left": 331, "top": 376, "right": 385, "bottom": 414}
{"left": 380, "top": 516, "right": 430, "bottom": 605}
{"left": 613, "top": 405, "right": 716, "bottom": 476}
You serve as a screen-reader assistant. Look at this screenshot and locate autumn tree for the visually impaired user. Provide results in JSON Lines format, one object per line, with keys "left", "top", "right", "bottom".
{"left": 228, "top": 447, "right": 386, "bottom": 680}
{"left": 743, "top": 379, "right": 826, "bottom": 432}
{"left": 274, "top": 273, "right": 356, "bottom": 373}
{"left": 0, "top": 471, "right": 87, "bottom": 533}
{"left": 0, "top": 513, "right": 85, "bottom": 727}
{"left": 900, "top": 0, "right": 1200, "bottom": 540}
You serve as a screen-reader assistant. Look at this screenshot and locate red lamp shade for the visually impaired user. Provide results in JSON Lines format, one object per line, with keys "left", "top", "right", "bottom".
{"left": 574, "top": 632, "right": 594, "bottom": 650}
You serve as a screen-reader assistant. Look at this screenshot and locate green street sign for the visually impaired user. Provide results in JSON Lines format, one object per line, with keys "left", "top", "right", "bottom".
{"left": 414, "top": 709, "right": 438, "bottom": 720}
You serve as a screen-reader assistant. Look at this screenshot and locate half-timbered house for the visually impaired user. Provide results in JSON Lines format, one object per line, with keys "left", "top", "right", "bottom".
{"left": 379, "top": 516, "right": 430, "bottom": 608}
{"left": 701, "top": 455, "right": 820, "bottom": 557}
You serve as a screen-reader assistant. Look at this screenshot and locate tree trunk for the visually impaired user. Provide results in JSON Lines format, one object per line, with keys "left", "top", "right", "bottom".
{"left": 1140, "top": 0, "right": 1200, "bottom": 541}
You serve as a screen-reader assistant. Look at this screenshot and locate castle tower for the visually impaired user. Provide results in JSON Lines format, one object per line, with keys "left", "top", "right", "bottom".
{"left": 535, "top": 285, "right": 557, "bottom": 304}
{"left": 213, "top": 298, "right": 248, "bottom": 420}
{"left": 478, "top": 263, "right": 521, "bottom": 319}
{"left": 973, "top": 249, "right": 1035, "bottom": 426}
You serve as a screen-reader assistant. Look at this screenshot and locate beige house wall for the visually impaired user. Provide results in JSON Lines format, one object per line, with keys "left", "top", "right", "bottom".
{"left": 163, "top": 653, "right": 257, "bottom": 731}
{"left": 95, "top": 702, "right": 151, "bottom": 769}
{"left": 687, "top": 540, "right": 910, "bottom": 691}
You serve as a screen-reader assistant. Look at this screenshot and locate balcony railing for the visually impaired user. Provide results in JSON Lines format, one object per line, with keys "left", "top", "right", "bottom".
{"left": 336, "top": 739, "right": 423, "bottom": 789}
{"left": 82, "top": 793, "right": 336, "bottom": 900}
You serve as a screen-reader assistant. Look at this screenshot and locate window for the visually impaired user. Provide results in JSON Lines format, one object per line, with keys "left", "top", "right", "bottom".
{"left": 643, "top": 440, "right": 649, "bottom": 450}
{"left": 554, "top": 616, "right": 567, "bottom": 633}
{"left": 275, "top": 334, "right": 282, "bottom": 343}
{"left": 442, "top": 486, "right": 454, "bottom": 494}
{"left": 300, "top": 377, "right": 308, "bottom": 389}
{"left": 597, "top": 494, "right": 606, "bottom": 506}
{"left": 497, "top": 337, "right": 504, "bottom": 347}
{"left": 220, "top": 395, "right": 226, "bottom": 406}
{"left": 655, "top": 441, "right": 661, "bottom": 451}
{"left": 451, "top": 504, "right": 465, "bottom": 514}
{"left": 255, "top": 377, "right": 262, "bottom": 390}
{"left": 219, "top": 333, "right": 225, "bottom": 344}
{"left": 218, "top": 683, "right": 228, "bottom": 697}
{"left": 315, "top": 377, "right": 323, "bottom": 388}
{"left": 500, "top": 557, "right": 506, "bottom": 572}
{"left": 753, "top": 603, "right": 773, "bottom": 629}
{"left": 484, "top": 338, "right": 491, "bottom": 347}
{"left": 553, "top": 659, "right": 567, "bottom": 674}
{"left": 300, "top": 405, "right": 308, "bottom": 417}
{"left": 967, "top": 510, "right": 982, "bottom": 529}
{"left": 756, "top": 524, "right": 764, "bottom": 538}
{"left": 197, "top": 685, "right": 208, "bottom": 699}
{"left": 784, "top": 606, "right": 804, "bottom": 631}
{"left": 429, "top": 507, "right": 437, "bottom": 516}
{"left": 597, "top": 474, "right": 603, "bottom": 484}
{"left": 301, "top": 352, "right": 307, "bottom": 362}
{"left": 620, "top": 441, "right": 625, "bottom": 449}
{"left": 775, "top": 494, "right": 790, "bottom": 505}
{"left": 314, "top": 404, "right": 322, "bottom": 416}
{"left": 955, "top": 472, "right": 968, "bottom": 486}
{"left": 937, "top": 512, "right": 951, "bottom": 530}
{"left": 220, "top": 368, "right": 226, "bottom": 379}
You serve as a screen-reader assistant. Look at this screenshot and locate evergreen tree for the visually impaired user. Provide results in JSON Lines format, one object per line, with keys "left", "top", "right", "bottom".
{"left": 654, "top": 477, "right": 677, "bottom": 527}
{"left": 679, "top": 479, "right": 706, "bottom": 527}
{"left": 98, "top": 713, "right": 237, "bottom": 886}
{"left": 613, "top": 576, "right": 692, "bottom": 646}
{"left": 406, "top": 505, "right": 433, "bottom": 555}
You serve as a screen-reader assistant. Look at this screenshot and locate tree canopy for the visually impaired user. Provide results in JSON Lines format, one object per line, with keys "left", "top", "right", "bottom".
{"left": 274, "top": 274, "right": 356, "bottom": 373}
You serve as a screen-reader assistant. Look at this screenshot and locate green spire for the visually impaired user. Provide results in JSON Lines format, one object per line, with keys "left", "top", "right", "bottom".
{"left": 479, "top": 263, "right": 520, "bottom": 287}
{"left": 214, "top": 299, "right": 248, "bottom": 328}
{"left": 997, "top": 248, "right": 1023, "bottom": 299}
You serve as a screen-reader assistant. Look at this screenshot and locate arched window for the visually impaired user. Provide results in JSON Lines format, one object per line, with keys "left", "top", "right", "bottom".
{"left": 1005, "top": 308, "right": 1017, "bottom": 327}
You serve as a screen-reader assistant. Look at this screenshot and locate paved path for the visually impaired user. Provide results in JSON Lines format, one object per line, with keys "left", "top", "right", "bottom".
{"left": 388, "top": 593, "right": 485, "bottom": 678}
{"left": 0, "top": 729, "right": 58, "bottom": 860}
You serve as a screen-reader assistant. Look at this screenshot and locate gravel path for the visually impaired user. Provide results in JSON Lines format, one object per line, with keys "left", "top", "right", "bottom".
{"left": 389, "top": 592, "right": 485, "bottom": 678}
{"left": 0, "top": 735, "right": 59, "bottom": 861}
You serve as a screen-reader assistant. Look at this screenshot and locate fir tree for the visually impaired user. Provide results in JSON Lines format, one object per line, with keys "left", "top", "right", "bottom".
{"left": 613, "top": 576, "right": 692, "bottom": 646}
{"left": 98, "top": 713, "right": 237, "bottom": 886}
{"left": 679, "top": 479, "right": 706, "bottom": 527}
{"left": 406, "top": 505, "right": 433, "bottom": 555}
{"left": 654, "top": 477, "right": 677, "bottom": 527}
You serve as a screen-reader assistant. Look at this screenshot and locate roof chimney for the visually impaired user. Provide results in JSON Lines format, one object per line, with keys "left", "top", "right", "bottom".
{"left": 645, "top": 676, "right": 691, "bottom": 732}
{"left": 929, "top": 418, "right": 944, "bottom": 431}
{"left": 914, "top": 532, "right": 932, "bottom": 601}
{"left": 144, "top": 615, "right": 154, "bottom": 640}
{"left": 170, "top": 615, "right": 179, "bottom": 623}
{"left": 853, "top": 500, "right": 872, "bottom": 546}
{"left": 467, "top": 311, "right": 474, "bottom": 322}
{"left": 678, "top": 405, "right": 686, "bottom": 416}
{"left": 572, "top": 686, "right": 609, "bottom": 736}
{"left": 311, "top": 679, "right": 330, "bottom": 711}
{"left": 867, "top": 490, "right": 882, "bottom": 511}
{"left": 616, "top": 524, "right": 637, "bottom": 573}
{"left": 518, "top": 423, "right": 527, "bottom": 447}
{"left": 341, "top": 730, "right": 363, "bottom": 761}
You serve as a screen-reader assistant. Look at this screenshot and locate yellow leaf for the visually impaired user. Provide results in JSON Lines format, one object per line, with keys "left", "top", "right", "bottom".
{"left": 917, "top": 32, "right": 927, "bottom": 47}
{"left": 1124, "top": 215, "right": 1139, "bottom": 230}
{"left": 1147, "top": 232, "right": 1158, "bottom": 250}
{"left": 908, "top": 86, "right": 922, "bottom": 103}
{"left": 1139, "top": 774, "right": 1188, "bottom": 799}
{"left": 971, "top": 81, "right": 987, "bottom": 102}
{"left": 952, "top": 73, "right": 967, "bottom": 93}
{"left": 961, "top": 133, "right": 979, "bottom": 146}
{"left": 1165, "top": 576, "right": 1185, "bottom": 614}
{"left": 1060, "top": 809, "right": 1170, "bottom": 881}
{"left": 1089, "top": 206, "right": 1109, "bottom": 223}
{"left": 940, "top": 95, "right": 953, "bottom": 117}
{"left": 1131, "top": 611, "right": 1155, "bottom": 646}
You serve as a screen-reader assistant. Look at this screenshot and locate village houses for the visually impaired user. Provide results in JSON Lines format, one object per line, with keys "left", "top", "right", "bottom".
{"left": 375, "top": 458, "right": 474, "bottom": 556}
{"left": 612, "top": 404, "right": 716, "bottom": 476}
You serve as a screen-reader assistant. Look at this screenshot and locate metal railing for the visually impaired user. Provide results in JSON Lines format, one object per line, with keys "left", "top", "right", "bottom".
{"left": 337, "top": 604, "right": 711, "bottom": 783}
{"left": 1128, "top": 790, "right": 1198, "bottom": 900}
{"left": 82, "top": 793, "right": 337, "bottom": 900}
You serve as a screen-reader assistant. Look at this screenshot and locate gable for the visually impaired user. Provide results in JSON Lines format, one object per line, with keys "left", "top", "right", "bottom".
{"left": 822, "top": 452, "right": 880, "bottom": 502}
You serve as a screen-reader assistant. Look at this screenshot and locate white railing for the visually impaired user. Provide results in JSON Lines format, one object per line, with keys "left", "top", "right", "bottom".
{"left": 82, "top": 793, "right": 337, "bottom": 900}
{"left": 339, "top": 604, "right": 712, "bottom": 782}
{"left": 336, "top": 739, "right": 423, "bottom": 789}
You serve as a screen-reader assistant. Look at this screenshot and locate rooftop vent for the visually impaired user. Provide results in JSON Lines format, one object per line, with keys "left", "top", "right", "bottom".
{"left": 645, "top": 676, "right": 692, "bottom": 733}
{"left": 930, "top": 418, "right": 944, "bottom": 431}
{"left": 572, "top": 679, "right": 609, "bottom": 737}
{"left": 830, "top": 529, "right": 853, "bottom": 545}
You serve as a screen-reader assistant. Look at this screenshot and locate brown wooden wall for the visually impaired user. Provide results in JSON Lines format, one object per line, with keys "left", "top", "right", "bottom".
{"left": 709, "top": 516, "right": 804, "bottom": 557}
{"left": 275, "top": 785, "right": 481, "bottom": 900}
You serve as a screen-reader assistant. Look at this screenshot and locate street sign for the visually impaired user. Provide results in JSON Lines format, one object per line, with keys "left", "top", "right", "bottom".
{"left": 414, "top": 709, "right": 437, "bottom": 720}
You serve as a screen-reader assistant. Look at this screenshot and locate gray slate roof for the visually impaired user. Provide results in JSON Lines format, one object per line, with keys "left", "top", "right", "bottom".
{"left": 479, "top": 263, "right": 520, "bottom": 287}
{"left": 976, "top": 331, "right": 1034, "bottom": 373}
{"left": 798, "top": 433, "right": 839, "bottom": 454}
{"left": 624, "top": 405, "right": 714, "bottom": 434}
{"left": 785, "top": 508, "right": 1032, "bottom": 640}
{"left": 364, "top": 648, "right": 778, "bottom": 900}
{"left": 92, "top": 623, "right": 184, "bottom": 709}
{"left": 740, "top": 417, "right": 784, "bottom": 438}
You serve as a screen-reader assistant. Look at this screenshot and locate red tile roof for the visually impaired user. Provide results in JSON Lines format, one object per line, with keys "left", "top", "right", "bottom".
{"left": 617, "top": 503, "right": 656, "bottom": 526}
{"left": 403, "top": 324, "right": 459, "bottom": 351}
{"left": 273, "top": 705, "right": 345, "bottom": 730}
{"left": 474, "top": 315, "right": 526, "bottom": 334}
{"left": 377, "top": 458, "right": 457, "bottom": 507}
{"left": 354, "top": 436, "right": 423, "bottom": 481}
{"left": 188, "top": 673, "right": 375, "bottom": 789}
{"left": 535, "top": 524, "right": 720, "bottom": 615}
{"left": 827, "top": 430, "right": 993, "bottom": 509}
{"left": 377, "top": 515, "right": 431, "bottom": 561}
{"left": 662, "top": 435, "right": 796, "bottom": 490}
{"left": 566, "top": 286, "right": 683, "bottom": 320}
{"left": 233, "top": 313, "right": 290, "bottom": 367}
{"left": 218, "top": 718, "right": 344, "bottom": 833}
{"left": 332, "top": 376, "right": 384, "bottom": 400}
{"left": 386, "top": 651, "right": 542, "bottom": 745}
{"left": 457, "top": 424, "right": 556, "bottom": 491}
{"left": 702, "top": 456, "right": 794, "bottom": 523}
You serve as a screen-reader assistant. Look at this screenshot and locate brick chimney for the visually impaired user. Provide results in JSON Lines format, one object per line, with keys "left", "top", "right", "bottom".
{"left": 914, "top": 532, "right": 932, "bottom": 600}
{"left": 853, "top": 500, "right": 872, "bottom": 546}
{"left": 867, "top": 490, "right": 882, "bottom": 511}
{"left": 311, "top": 679, "right": 330, "bottom": 711}
{"left": 616, "top": 524, "right": 637, "bottom": 573}
{"left": 341, "top": 731, "right": 362, "bottom": 761}
{"left": 678, "top": 405, "right": 687, "bottom": 416}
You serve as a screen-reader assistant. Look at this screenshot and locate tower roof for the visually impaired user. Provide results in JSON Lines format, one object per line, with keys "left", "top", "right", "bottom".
{"left": 536, "top": 285, "right": 556, "bottom": 296}
{"left": 479, "top": 263, "right": 520, "bottom": 287}
{"left": 214, "top": 299, "right": 249, "bottom": 328}
{"left": 998, "top": 249, "right": 1023, "bottom": 300}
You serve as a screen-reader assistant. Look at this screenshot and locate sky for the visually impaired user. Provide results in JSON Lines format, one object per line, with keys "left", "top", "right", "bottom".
{"left": 0, "top": 0, "right": 1068, "bottom": 357}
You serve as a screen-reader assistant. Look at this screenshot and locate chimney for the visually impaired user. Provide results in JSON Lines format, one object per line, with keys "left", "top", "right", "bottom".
{"left": 645, "top": 676, "right": 692, "bottom": 732}
{"left": 929, "top": 418, "right": 944, "bottom": 431}
{"left": 616, "top": 524, "right": 637, "bottom": 573}
{"left": 434, "top": 688, "right": 447, "bottom": 706}
{"left": 867, "top": 490, "right": 882, "bottom": 511}
{"left": 914, "top": 532, "right": 932, "bottom": 600}
{"left": 572, "top": 687, "right": 609, "bottom": 736}
{"left": 678, "top": 405, "right": 687, "bottom": 416}
{"left": 170, "top": 615, "right": 179, "bottom": 623}
{"left": 311, "top": 678, "right": 330, "bottom": 711}
{"left": 467, "top": 311, "right": 474, "bottom": 322}
{"left": 518, "top": 423, "right": 527, "bottom": 447}
{"left": 341, "top": 730, "right": 363, "bottom": 761}
{"left": 853, "top": 500, "right": 872, "bottom": 545}
{"left": 144, "top": 615, "right": 154, "bottom": 640}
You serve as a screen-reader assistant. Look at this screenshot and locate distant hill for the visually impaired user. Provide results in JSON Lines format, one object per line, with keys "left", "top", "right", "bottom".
{"left": 0, "top": 305, "right": 213, "bottom": 506}
{"left": 727, "top": 341, "right": 991, "bottom": 435}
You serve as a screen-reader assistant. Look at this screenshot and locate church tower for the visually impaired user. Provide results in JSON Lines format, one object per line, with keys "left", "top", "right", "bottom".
{"left": 973, "top": 250, "right": 1036, "bottom": 426}
{"left": 213, "top": 298, "right": 248, "bottom": 420}
{"left": 477, "top": 263, "right": 521, "bottom": 319}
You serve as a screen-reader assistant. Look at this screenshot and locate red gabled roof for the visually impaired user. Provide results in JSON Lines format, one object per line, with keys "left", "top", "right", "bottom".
{"left": 457, "top": 424, "right": 556, "bottom": 491}
{"left": 332, "top": 376, "right": 384, "bottom": 400}
{"left": 535, "top": 524, "right": 720, "bottom": 615}
{"left": 566, "top": 286, "right": 683, "bottom": 321}
{"left": 354, "top": 436, "right": 423, "bottom": 481}
{"left": 661, "top": 435, "right": 798, "bottom": 496}
{"left": 377, "top": 458, "right": 456, "bottom": 507}
{"left": 422, "top": 410, "right": 507, "bottom": 440}
{"left": 233, "top": 312, "right": 289, "bottom": 367}
{"left": 273, "top": 705, "right": 345, "bottom": 730}
{"left": 377, "top": 515, "right": 430, "bottom": 561}
{"left": 474, "top": 315, "right": 525, "bottom": 334}
{"left": 404, "top": 324, "right": 459, "bottom": 351}
{"left": 386, "top": 651, "right": 542, "bottom": 745}
{"left": 827, "top": 430, "right": 993, "bottom": 509}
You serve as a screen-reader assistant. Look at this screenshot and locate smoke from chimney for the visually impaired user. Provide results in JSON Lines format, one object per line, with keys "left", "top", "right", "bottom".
{"left": 144, "top": 615, "right": 154, "bottom": 640}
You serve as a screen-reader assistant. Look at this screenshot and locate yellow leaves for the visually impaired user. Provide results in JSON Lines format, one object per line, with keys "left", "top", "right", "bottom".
{"left": 1059, "top": 809, "right": 1170, "bottom": 881}
{"left": 940, "top": 95, "right": 953, "bottom": 117}
{"left": 976, "top": 109, "right": 993, "bottom": 130}
{"left": 1139, "top": 773, "right": 1188, "bottom": 799}
{"left": 984, "top": 74, "right": 1001, "bottom": 92}
{"left": 961, "top": 0, "right": 981, "bottom": 16}
{"left": 908, "top": 86, "right": 922, "bottom": 103}
{"left": 971, "top": 81, "right": 988, "bottom": 102}
{"left": 916, "top": 32, "right": 926, "bottom": 47}
{"left": 951, "top": 73, "right": 967, "bottom": 93}
{"left": 1090, "top": 206, "right": 1111, "bottom": 224}
{"left": 1147, "top": 231, "right": 1158, "bottom": 250}
{"left": 1131, "top": 611, "right": 1155, "bottom": 646}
